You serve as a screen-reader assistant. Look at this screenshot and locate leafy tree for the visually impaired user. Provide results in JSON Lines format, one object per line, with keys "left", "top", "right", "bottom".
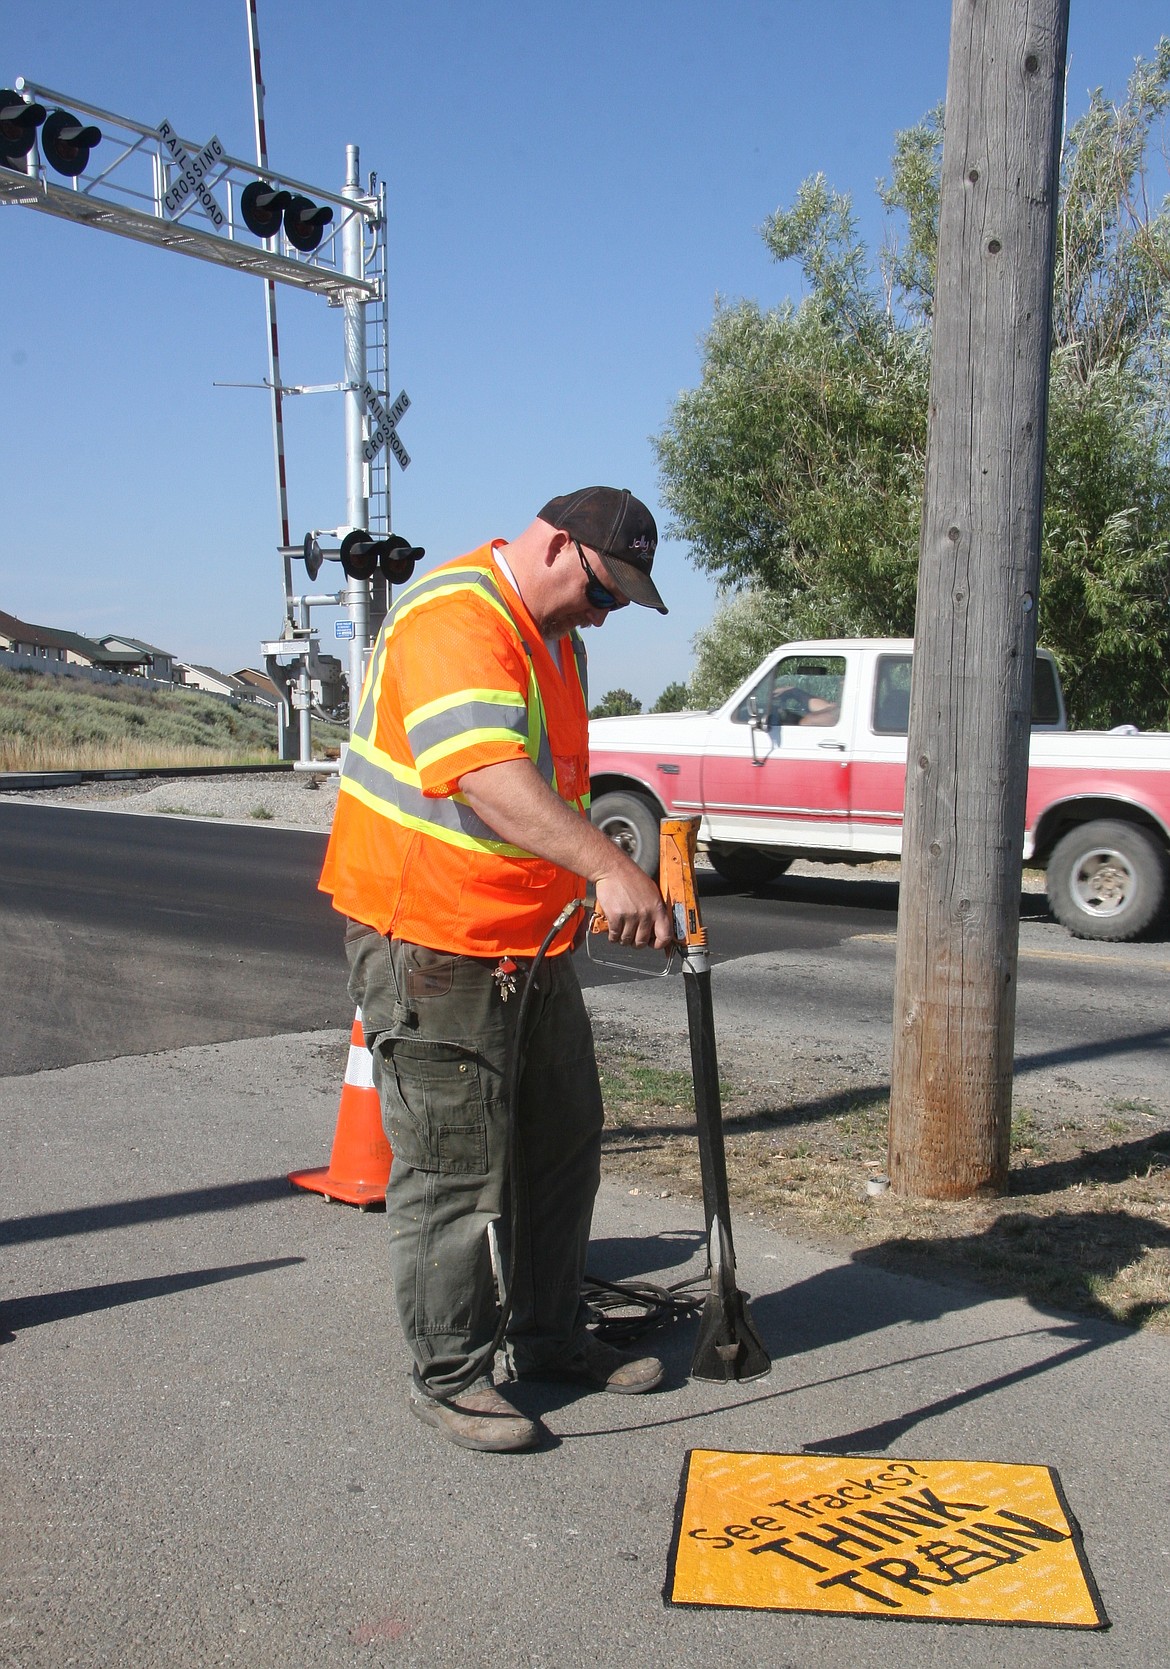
{"left": 686, "top": 590, "right": 800, "bottom": 709}
{"left": 589, "top": 688, "right": 642, "bottom": 719}
{"left": 649, "top": 681, "right": 691, "bottom": 712}
{"left": 656, "top": 44, "right": 1170, "bottom": 728}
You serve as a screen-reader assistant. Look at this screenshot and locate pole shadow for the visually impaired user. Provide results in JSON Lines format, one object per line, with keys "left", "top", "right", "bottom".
{"left": 0, "top": 1176, "right": 295, "bottom": 1246}
{"left": 1, "top": 1256, "right": 304, "bottom": 1345}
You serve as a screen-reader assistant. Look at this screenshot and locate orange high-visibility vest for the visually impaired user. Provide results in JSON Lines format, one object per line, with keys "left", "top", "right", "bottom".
{"left": 319, "top": 543, "right": 591, "bottom": 957}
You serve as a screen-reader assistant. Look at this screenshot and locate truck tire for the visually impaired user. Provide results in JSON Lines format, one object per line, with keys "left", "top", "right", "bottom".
{"left": 707, "top": 845, "right": 792, "bottom": 887}
{"left": 591, "top": 791, "right": 661, "bottom": 878}
{"left": 1047, "top": 818, "right": 1168, "bottom": 941}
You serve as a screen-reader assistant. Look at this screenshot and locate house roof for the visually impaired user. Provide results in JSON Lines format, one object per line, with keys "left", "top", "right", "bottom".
{"left": 234, "top": 667, "right": 283, "bottom": 696}
{"left": 3, "top": 613, "right": 141, "bottom": 664}
{"left": 181, "top": 663, "right": 252, "bottom": 695}
{"left": 0, "top": 608, "right": 62, "bottom": 650}
{"left": 100, "top": 634, "right": 175, "bottom": 659}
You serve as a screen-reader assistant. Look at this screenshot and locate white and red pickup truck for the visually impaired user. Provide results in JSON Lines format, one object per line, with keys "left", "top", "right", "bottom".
{"left": 589, "top": 638, "right": 1170, "bottom": 942}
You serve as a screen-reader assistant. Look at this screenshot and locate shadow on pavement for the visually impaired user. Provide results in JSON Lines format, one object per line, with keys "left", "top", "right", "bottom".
{"left": 800, "top": 1329, "right": 1102, "bottom": 1453}
{"left": 1016, "top": 1023, "right": 1170, "bottom": 1077}
{"left": 587, "top": 1227, "right": 705, "bottom": 1283}
{"left": 543, "top": 1315, "right": 1103, "bottom": 1449}
{"left": 0, "top": 1257, "right": 304, "bottom": 1345}
{"left": 0, "top": 1176, "right": 295, "bottom": 1246}
{"left": 556, "top": 1220, "right": 1129, "bottom": 1450}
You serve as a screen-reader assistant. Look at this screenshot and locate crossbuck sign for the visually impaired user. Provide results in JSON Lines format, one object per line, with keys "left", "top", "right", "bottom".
{"left": 158, "top": 120, "right": 226, "bottom": 227}
{"left": 362, "top": 383, "right": 410, "bottom": 470}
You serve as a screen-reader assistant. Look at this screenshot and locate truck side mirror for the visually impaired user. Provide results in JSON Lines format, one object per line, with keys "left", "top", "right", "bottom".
{"left": 745, "top": 695, "right": 768, "bottom": 765}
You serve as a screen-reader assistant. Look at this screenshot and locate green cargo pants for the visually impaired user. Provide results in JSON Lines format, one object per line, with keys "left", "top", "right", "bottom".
{"left": 344, "top": 922, "right": 604, "bottom": 1399}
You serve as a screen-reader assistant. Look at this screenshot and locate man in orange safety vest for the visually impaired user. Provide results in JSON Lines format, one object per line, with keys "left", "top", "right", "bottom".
{"left": 320, "top": 487, "right": 675, "bottom": 1451}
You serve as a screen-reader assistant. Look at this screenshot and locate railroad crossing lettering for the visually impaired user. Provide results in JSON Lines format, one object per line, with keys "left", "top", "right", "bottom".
{"left": 158, "top": 121, "right": 225, "bottom": 227}
{"left": 362, "top": 381, "right": 410, "bottom": 469}
{"left": 667, "top": 1451, "right": 1107, "bottom": 1628}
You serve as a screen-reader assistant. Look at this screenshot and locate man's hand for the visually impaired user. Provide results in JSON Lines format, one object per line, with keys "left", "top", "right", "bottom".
{"left": 593, "top": 863, "right": 674, "bottom": 950}
{"left": 457, "top": 757, "right": 674, "bottom": 951}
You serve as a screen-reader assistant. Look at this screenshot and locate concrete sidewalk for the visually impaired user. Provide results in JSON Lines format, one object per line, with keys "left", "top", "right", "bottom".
{"left": 1, "top": 1031, "right": 1165, "bottom": 1668}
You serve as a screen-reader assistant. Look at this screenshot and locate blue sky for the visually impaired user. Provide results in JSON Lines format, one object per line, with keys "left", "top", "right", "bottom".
{"left": 2, "top": 2, "right": 1166, "bottom": 706}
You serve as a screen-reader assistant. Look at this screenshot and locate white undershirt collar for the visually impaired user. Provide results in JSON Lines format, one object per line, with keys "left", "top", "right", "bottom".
{"left": 493, "top": 542, "right": 563, "bottom": 664}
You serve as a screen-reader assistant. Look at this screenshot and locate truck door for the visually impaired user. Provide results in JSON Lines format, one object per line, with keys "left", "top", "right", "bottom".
{"left": 848, "top": 651, "right": 911, "bottom": 855}
{"left": 699, "top": 652, "right": 853, "bottom": 851}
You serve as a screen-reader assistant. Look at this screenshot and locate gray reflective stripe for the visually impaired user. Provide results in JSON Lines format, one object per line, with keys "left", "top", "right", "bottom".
{"left": 351, "top": 632, "right": 387, "bottom": 744}
{"left": 526, "top": 660, "right": 554, "bottom": 785}
{"left": 570, "top": 631, "right": 588, "bottom": 709}
{"left": 406, "top": 697, "right": 528, "bottom": 758}
{"left": 342, "top": 741, "right": 514, "bottom": 848}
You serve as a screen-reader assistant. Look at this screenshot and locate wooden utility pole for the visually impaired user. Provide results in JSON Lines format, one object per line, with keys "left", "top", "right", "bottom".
{"left": 888, "top": 0, "right": 1070, "bottom": 1198}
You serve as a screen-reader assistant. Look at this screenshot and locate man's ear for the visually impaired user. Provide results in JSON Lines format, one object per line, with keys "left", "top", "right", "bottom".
{"left": 545, "top": 528, "right": 572, "bottom": 567}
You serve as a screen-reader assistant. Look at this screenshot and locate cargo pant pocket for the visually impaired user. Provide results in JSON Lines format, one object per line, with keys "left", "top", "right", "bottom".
{"left": 372, "top": 1035, "right": 488, "bottom": 1175}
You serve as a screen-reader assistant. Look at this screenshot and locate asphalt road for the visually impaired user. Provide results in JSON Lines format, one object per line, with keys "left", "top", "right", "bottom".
{"left": 0, "top": 801, "right": 910, "bottom": 1076}
{"left": 0, "top": 802, "right": 350, "bottom": 1076}
{"left": 3, "top": 802, "right": 1168, "bottom": 1120}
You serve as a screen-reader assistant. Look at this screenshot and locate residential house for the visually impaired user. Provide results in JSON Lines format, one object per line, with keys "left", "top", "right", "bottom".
{"left": 0, "top": 610, "right": 143, "bottom": 670}
{"left": 233, "top": 668, "right": 282, "bottom": 708}
{"left": 100, "top": 635, "right": 178, "bottom": 683}
{"left": 176, "top": 663, "right": 252, "bottom": 700}
{"left": 2, "top": 609, "right": 73, "bottom": 663}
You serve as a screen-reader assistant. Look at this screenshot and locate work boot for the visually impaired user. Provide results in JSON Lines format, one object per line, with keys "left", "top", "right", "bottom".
{"left": 518, "top": 1332, "right": 665, "bottom": 1395}
{"left": 409, "top": 1379, "right": 541, "bottom": 1453}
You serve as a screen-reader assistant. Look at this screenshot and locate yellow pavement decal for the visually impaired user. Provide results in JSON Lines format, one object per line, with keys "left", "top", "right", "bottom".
{"left": 666, "top": 1451, "right": 1107, "bottom": 1629}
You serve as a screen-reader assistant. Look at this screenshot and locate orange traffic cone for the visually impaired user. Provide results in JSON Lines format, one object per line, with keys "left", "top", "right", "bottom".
{"left": 289, "top": 1010, "right": 392, "bottom": 1209}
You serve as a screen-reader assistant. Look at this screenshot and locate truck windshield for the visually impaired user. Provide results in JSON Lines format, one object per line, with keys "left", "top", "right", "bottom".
{"left": 733, "top": 655, "right": 845, "bottom": 727}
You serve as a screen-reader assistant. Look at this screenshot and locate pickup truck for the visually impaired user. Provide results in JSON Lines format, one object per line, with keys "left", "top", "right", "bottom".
{"left": 588, "top": 637, "right": 1170, "bottom": 942}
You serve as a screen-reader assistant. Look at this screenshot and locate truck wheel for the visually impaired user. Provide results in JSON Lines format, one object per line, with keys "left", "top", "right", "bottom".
{"left": 591, "top": 791, "right": 661, "bottom": 878}
{"left": 1047, "top": 819, "right": 1168, "bottom": 941}
{"left": 707, "top": 845, "right": 792, "bottom": 887}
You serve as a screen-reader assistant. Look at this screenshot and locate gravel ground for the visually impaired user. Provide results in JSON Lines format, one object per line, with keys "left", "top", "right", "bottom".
{"left": 6, "top": 768, "right": 344, "bottom": 832}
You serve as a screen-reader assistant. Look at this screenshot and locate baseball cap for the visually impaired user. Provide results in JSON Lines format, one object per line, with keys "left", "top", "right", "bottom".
{"left": 537, "top": 486, "right": 667, "bottom": 614}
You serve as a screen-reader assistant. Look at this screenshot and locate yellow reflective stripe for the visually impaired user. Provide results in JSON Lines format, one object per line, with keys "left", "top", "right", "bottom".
{"left": 413, "top": 728, "right": 528, "bottom": 776}
{"left": 386, "top": 561, "right": 496, "bottom": 615}
{"left": 337, "top": 773, "right": 533, "bottom": 858}
{"left": 527, "top": 662, "right": 552, "bottom": 777}
{"left": 405, "top": 685, "right": 527, "bottom": 730}
{"left": 388, "top": 576, "right": 516, "bottom": 641}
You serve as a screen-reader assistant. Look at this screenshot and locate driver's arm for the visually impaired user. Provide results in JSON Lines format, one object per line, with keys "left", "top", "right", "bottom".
{"left": 799, "top": 697, "right": 841, "bottom": 727}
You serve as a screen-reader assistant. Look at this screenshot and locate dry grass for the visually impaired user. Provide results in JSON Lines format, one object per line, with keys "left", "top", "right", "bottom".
{"left": 0, "top": 666, "right": 346, "bottom": 769}
{"left": 598, "top": 1044, "right": 1170, "bottom": 1332}
{"left": 0, "top": 736, "right": 273, "bottom": 771}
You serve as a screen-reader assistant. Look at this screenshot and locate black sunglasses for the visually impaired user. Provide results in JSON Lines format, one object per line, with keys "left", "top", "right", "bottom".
{"left": 574, "top": 540, "right": 627, "bottom": 611}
